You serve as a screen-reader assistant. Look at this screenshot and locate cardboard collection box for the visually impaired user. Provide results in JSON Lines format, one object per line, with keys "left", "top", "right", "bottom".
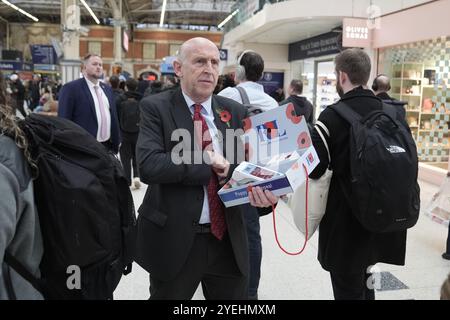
{"left": 218, "top": 103, "right": 319, "bottom": 208}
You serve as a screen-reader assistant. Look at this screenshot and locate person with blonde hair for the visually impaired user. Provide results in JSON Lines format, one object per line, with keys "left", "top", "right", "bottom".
{"left": 0, "top": 71, "right": 43, "bottom": 299}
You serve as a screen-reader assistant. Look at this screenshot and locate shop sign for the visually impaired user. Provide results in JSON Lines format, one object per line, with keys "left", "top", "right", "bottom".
{"left": 258, "top": 72, "right": 284, "bottom": 95}
{"left": 343, "top": 18, "right": 372, "bottom": 48}
{"left": 289, "top": 32, "right": 342, "bottom": 61}
{"left": 30, "top": 45, "right": 58, "bottom": 65}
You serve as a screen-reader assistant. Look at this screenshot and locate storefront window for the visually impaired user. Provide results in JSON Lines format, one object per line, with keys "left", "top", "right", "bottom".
{"left": 378, "top": 36, "right": 450, "bottom": 168}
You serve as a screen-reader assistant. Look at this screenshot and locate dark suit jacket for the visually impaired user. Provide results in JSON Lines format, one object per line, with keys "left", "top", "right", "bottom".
{"left": 57, "top": 78, "right": 121, "bottom": 153}
{"left": 135, "top": 88, "right": 252, "bottom": 281}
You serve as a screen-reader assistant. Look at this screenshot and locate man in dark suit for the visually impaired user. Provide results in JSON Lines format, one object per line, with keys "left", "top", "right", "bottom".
{"left": 135, "top": 37, "right": 277, "bottom": 300}
{"left": 58, "top": 53, "right": 120, "bottom": 153}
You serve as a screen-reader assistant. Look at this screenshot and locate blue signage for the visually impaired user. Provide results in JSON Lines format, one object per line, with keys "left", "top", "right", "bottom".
{"left": 0, "top": 61, "right": 33, "bottom": 72}
{"left": 258, "top": 72, "right": 284, "bottom": 95}
{"left": 219, "top": 49, "right": 228, "bottom": 61}
{"left": 30, "top": 45, "right": 58, "bottom": 64}
{"left": 160, "top": 63, "right": 174, "bottom": 74}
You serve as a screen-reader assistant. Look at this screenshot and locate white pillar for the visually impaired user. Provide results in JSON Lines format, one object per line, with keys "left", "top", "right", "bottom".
{"left": 60, "top": 0, "right": 81, "bottom": 84}
{"left": 108, "top": 0, "right": 124, "bottom": 73}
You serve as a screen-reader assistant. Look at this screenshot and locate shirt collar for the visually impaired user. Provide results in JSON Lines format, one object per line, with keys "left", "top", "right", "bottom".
{"left": 238, "top": 81, "right": 265, "bottom": 92}
{"left": 84, "top": 77, "right": 100, "bottom": 89}
{"left": 181, "top": 91, "right": 213, "bottom": 116}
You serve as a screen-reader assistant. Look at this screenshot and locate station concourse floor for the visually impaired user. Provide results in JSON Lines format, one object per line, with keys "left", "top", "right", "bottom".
{"left": 114, "top": 180, "right": 449, "bottom": 300}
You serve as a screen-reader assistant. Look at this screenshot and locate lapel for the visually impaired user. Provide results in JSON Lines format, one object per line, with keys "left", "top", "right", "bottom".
{"left": 170, "top": 88, "right": 195, "bottom": 141}
{"left": 80, "top": 78, "right": 97, "bottom": 119}
{"left": 211, "top": 95, "right": 228, "bottom": 158}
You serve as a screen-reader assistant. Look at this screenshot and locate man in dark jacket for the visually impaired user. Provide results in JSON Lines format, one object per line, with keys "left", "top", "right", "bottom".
{"left": 116, "top": 78, "right": 143, "bottom": 189}
{"left": 279, "top": 79, "right": 314, "bottom": 125}
{"left": 310, "top": 49, "right": 410, "bottom": 300}
{"left": 372, "top": 74, "right": 407, "bottom": 119}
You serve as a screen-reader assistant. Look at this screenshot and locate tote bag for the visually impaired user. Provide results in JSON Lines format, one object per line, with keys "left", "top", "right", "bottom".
{"left": 287, "top": 121, "right": 332, "bottom": 240}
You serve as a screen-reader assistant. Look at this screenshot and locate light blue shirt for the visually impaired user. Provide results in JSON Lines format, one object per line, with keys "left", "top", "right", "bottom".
{"left": 182, "top": 92, "right": 223, "bottom": 224}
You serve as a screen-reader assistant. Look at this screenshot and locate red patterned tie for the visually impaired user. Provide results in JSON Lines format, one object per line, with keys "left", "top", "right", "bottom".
{"left": 193, "top": 104, "right": 227, "bottom": 240}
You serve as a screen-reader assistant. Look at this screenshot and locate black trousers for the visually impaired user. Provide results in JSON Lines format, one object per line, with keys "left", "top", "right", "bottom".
{"left": 149, "top": 232, "right": 247, "bottom": 300}
{"left": 330, "top": 269, "right": 376, "bottom": 300}
{"left": 119, "top": 132, "right": 139, "bottom": 185}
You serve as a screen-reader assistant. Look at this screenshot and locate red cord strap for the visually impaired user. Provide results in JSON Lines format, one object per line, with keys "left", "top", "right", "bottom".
{"left": 271, "top": 163, "right": 309, "bottom": 255}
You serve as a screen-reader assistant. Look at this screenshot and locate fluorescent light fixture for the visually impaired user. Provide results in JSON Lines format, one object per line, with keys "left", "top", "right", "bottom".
{"left": 159, "top": 0, "right": 167, "bottom": 27}
{"left": 1, "top": 0, "right": 38, "bottom": 22}
{"left": 79, "top": 0, "right": 100, "bottom": 24}
{"left": 218, "top": 9, "right": 239, "bottom": 29}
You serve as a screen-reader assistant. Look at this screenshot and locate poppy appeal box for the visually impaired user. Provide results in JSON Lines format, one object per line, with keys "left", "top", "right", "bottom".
{"left": 218, "top": 103, "right": 320, "bottom": 208}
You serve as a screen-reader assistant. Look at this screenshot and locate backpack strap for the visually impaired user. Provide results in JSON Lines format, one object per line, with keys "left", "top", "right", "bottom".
{"left": 236, "top": 86, "right": 251, "bottom": 105}
{"left": 315, "top": 121, "right": 331, "bottom": 164}
{"left": 4, "top": 251, "right": 44, "bottom": 296}
{"left": 328, "top": 101, "right": 362, "bottom": 125}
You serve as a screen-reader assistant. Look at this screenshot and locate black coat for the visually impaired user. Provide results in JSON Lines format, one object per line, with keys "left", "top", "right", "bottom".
{"left": 310, "top": 86, "right": 407, "bottom": 273}
{"left": 135, "top": 88, "right": 270, "bottom": 281}
{"left": 376, "top": 92, "right": 407, "bottom": 119}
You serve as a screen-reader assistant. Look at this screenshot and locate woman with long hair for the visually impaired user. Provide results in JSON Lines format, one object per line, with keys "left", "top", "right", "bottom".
{"left": 0, "top": 71, "right": 43, "bottom": 299}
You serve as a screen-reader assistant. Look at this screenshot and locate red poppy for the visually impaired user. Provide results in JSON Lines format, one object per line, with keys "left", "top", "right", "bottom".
{"left": 285, "top": 103, "right": 303, "bottom": 124}
{"left": 297, "top": 132, "right": 311, "bottom": 149}
{"left": 220, "top": 110, "right": 232, "bottom": 123}
{"left": 285, "top": 103, "right": 296, "bottom": 119}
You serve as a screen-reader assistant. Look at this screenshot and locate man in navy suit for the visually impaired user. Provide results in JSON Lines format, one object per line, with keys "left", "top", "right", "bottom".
{"left": 58, "top": 53, "right": 120, "bottom": 153}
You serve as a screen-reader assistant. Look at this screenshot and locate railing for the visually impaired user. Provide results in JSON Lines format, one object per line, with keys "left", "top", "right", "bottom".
{"left": 222, "top": 0, "right": 287, "bottom": 33}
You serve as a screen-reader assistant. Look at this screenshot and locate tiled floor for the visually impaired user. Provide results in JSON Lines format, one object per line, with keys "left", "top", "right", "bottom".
{"left": 114, "top": 180, "right": 450, "bottom": 300}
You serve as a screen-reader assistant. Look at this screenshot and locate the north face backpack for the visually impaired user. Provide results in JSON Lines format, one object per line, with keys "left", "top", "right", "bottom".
{"left": 5, "top": 114, "right": 137, "bottom": 299}
{"left": 118, "top": 97, "right": 140, "bottom": 133}
{"left": 329, "top": 101, "right": 420, "bottom": 233}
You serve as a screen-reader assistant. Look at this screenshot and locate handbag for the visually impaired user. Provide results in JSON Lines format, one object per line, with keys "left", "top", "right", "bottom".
{"left": 286, "top": 121, "right": 332, "bottom": 240}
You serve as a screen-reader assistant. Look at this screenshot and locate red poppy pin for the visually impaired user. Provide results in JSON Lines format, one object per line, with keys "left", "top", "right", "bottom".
{"left": 215, "top": 106, "right": 232, "bottom": 128}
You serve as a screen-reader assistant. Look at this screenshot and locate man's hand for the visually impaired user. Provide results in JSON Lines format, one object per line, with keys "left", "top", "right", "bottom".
{"left": 248, "top": 187, "right": 278, "bottom": 208}
{"left": 206, "top": 150, "right": 230, "bottom": 179}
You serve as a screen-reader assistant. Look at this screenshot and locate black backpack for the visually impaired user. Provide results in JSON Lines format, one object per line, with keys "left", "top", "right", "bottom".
{"left": 329, "top": 102, "right": 420, "bottom": 233}
{"left": 5, "top": 114, "right": 137, "bottom": 299}
{"left": 118, "top": 97, "right": 140, "bottom": 133}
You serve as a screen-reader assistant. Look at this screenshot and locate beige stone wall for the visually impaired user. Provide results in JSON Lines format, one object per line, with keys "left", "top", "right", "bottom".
{"left": 9, "top": 23, "right": 61, "bottom": 60}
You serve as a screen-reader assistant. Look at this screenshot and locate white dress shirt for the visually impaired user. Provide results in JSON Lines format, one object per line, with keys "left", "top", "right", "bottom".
{"left": 182, "top": 92, "right": 223, "bottom": 224}
{"left": 84, "top": 78, "right": 111, "bottom": 142}
{"left": 218, "top": 81, "right": 279, "bottom": 112}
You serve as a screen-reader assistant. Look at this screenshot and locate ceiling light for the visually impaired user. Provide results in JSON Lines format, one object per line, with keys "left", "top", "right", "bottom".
{"left": 79, "top": 0, "right": 100, "bottom": 24}
{"left": 1, "top": 0, "right": 38, "bottom": 22}
{"left": 159, "top": 0, "right": 167, "bottom": 27}
{"left": 218, "top": 9, "right": 239, "bottom": 29}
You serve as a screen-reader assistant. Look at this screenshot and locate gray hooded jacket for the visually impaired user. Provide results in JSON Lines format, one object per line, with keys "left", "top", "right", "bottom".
{"left": 0, "top": 135, "right": 43, "bottom": 299}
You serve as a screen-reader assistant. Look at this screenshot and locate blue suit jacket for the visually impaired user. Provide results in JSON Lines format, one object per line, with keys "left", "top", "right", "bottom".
{"left": 57, "top": 78, "right": 121, "bottom": 153}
